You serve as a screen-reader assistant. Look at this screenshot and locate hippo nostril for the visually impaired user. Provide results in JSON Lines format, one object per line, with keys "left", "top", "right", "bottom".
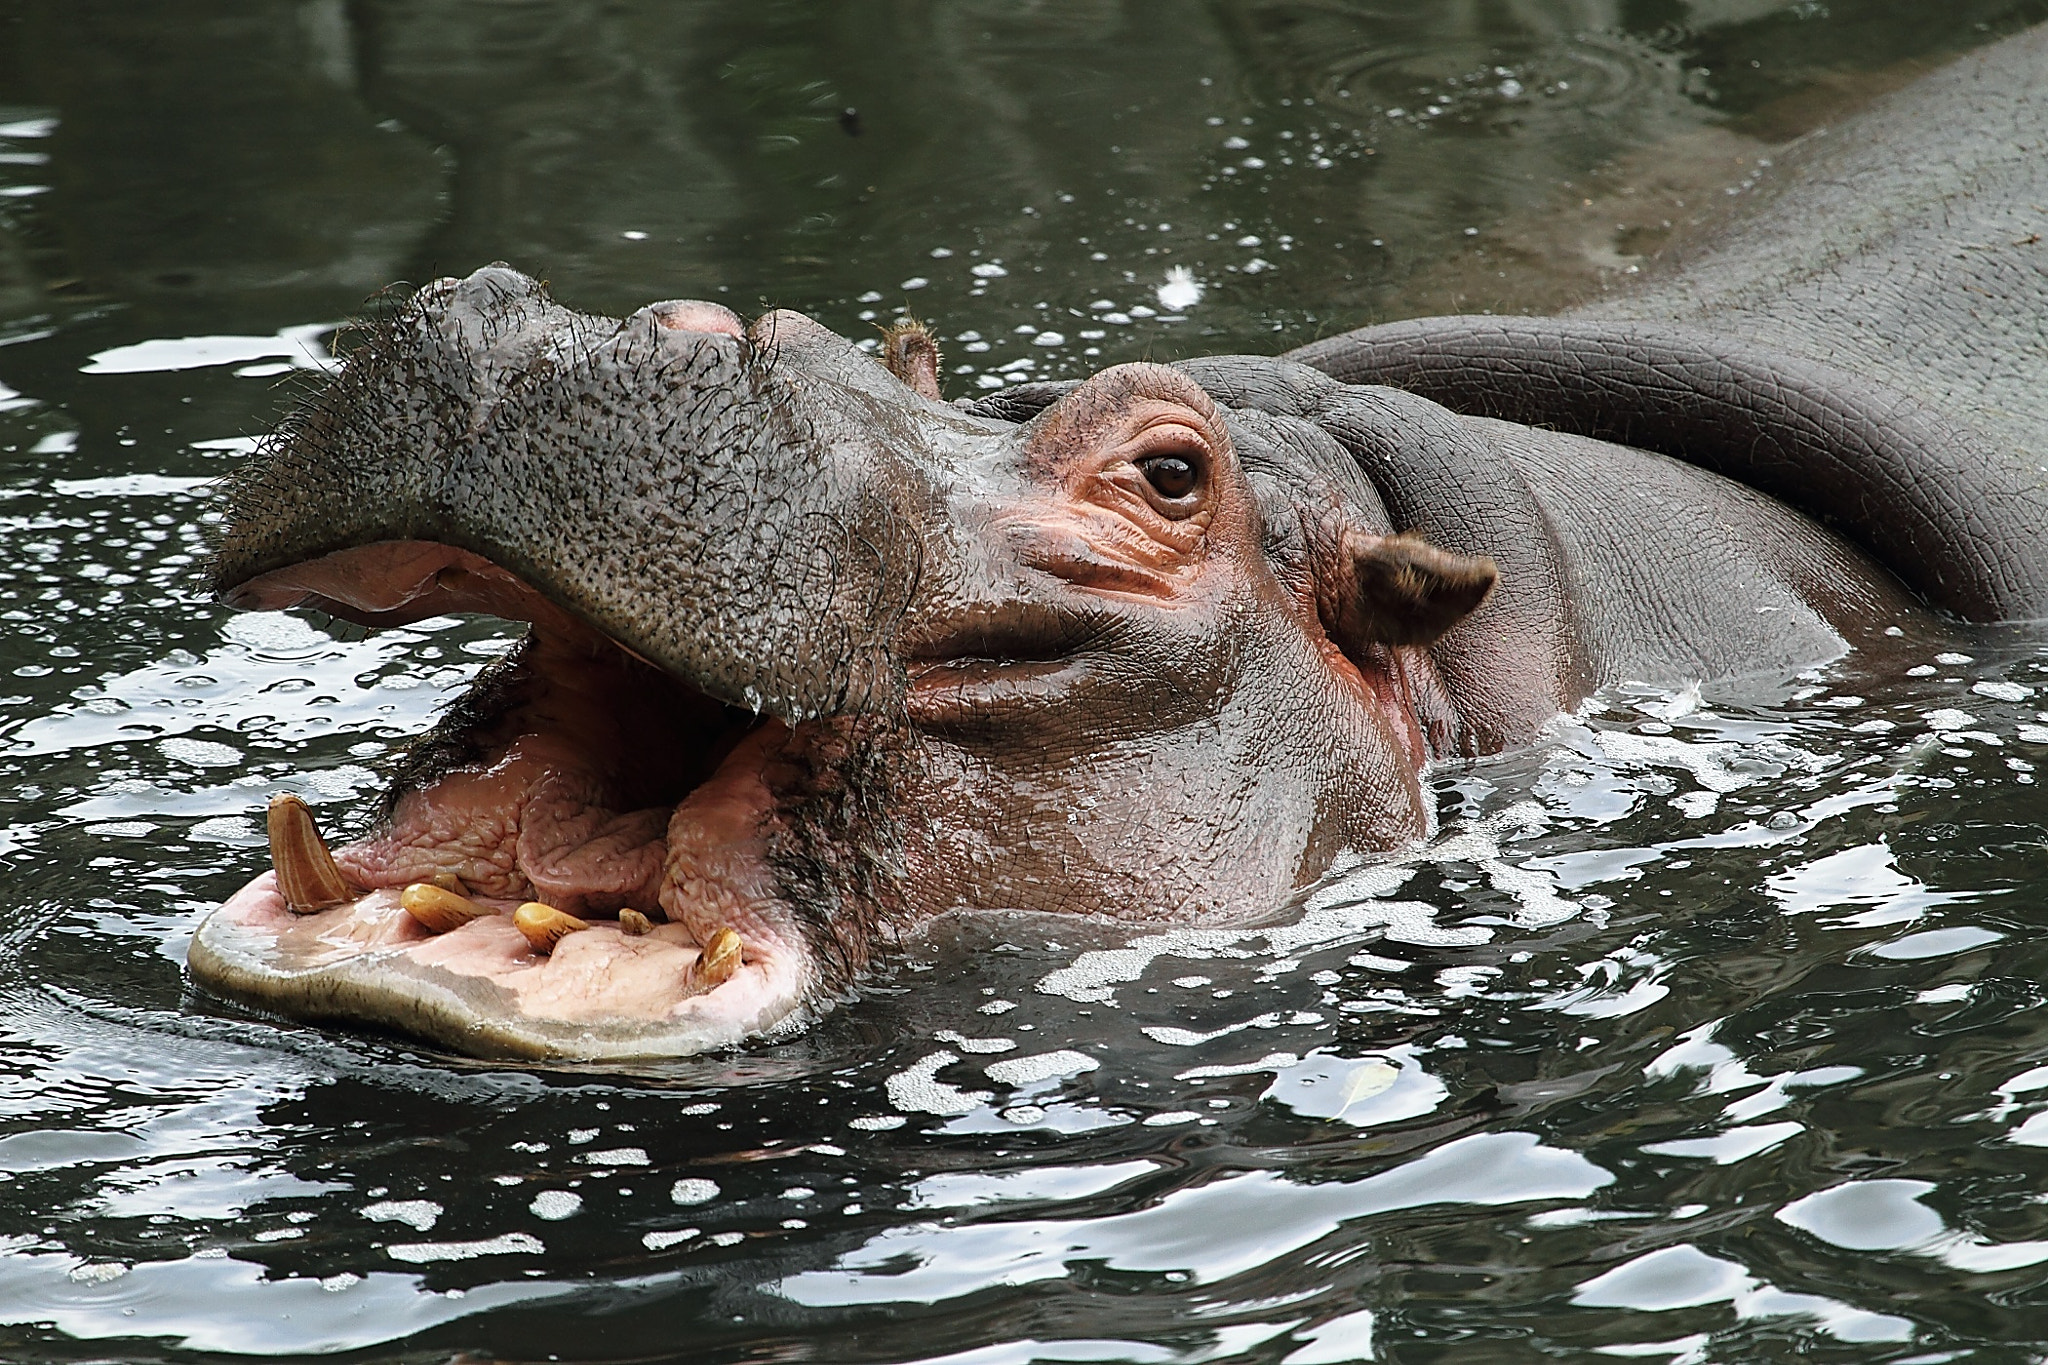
{"left": 640, "top": 299, "right": 744, "bottom": 338}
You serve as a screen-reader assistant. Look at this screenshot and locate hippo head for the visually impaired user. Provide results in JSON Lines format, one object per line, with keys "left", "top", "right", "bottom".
{"left": 190, "top": 266, "right": 1495, "bottom": 1059}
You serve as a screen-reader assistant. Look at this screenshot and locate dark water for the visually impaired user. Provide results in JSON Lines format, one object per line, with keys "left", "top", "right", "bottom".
{"left": 4, "top": 3, "right": 2048, "bottom": 1361}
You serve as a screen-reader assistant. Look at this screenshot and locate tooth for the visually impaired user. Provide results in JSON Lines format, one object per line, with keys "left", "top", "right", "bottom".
{"left": 429, "top": 870, "right": 467, "bottom": 895}
{"left": 693, "top": 927, "right": 743, "bottom": 988}
{"left": 514, "top": 902, "right": 588, "bottom": 955}
{"left": 618, "top": 908, "right": 655, "bottom": 937}
{"left": 401, "top": 882, "right": 492, "bottom": 934}
{"left": 267, "top": 794, "right": 354, "bottom": 914}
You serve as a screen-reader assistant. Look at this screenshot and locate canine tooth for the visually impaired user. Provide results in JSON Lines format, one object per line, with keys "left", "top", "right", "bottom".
{"left": 618, "top": 908, "right": 655, "bottom": 937}
{"left": 401, "top": 882, "right": 491, "bottom": 934}
{"left": 694, "top": 927, "right": 743, "bottom": 988}
{"left": 267, "top": 794, "right": 353, "bottom": 914}
{"left": 515, "top": 902, "right": 588, "bottom": 955}
{"left": 428, "top": 870, "right": 467, "bottom": 895}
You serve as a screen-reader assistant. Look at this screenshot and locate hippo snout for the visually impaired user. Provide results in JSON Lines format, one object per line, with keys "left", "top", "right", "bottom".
{"left": 213, "top": 265, "right": 918, "bottom": 724}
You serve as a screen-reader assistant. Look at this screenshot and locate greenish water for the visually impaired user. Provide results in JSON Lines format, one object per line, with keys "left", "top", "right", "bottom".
{"left": 3, "top": 3, "right": 2048, "bottom": 1361}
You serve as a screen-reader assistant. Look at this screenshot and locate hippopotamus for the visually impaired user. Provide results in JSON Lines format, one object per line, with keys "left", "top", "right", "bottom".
{"left": 188, "top": 28, "right": 2048, "bottom": 1059}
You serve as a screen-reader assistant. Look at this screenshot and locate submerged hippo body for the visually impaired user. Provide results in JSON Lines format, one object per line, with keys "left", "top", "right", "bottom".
{"left": 191, "top": 29, "right": 2048, "bottom": 1058}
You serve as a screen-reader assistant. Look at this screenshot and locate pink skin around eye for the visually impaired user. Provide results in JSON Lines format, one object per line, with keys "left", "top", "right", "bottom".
{"left": 1096, "top": 419, "right": 1216, "bottom": 524}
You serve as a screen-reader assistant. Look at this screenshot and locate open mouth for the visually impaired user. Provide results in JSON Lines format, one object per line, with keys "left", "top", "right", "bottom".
{"left": 188, "top": 540, "right": 821, "bottom": 1060}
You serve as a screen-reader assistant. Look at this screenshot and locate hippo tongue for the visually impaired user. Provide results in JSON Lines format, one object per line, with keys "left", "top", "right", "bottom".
{"left": 207, "top": 265, "right": 911, "bottom": 722}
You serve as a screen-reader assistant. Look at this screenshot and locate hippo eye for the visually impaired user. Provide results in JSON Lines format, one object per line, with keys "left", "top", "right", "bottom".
{"left": 1137, "top": 453, "right": 1201, "bottom": 504}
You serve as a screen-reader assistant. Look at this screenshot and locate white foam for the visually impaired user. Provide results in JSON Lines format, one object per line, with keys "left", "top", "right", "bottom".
{"left": 1474, "top": 859, "right": 1578, "bottom": 926}
{"left": 1036, "top": 929, "right": 1247, "bottom": 1004}
{"left": 385, "top": 1232, "right": 543, "bottom": 1264}
{"left": 643, "top": 1229, "right": 700, "bottom": 1250}
{"left": 359, "top": 1199, "right": 440, "bottom": 1232}
{"left": 886, "top": 1051, "right": 992, "bottom": 1117}
{"left": 1143, "top": 1013, "right": 1283, "bottom": 1048}
{"left": 529, "top": 1191, "right": 582, "bottom": 1221}
{"left": 1672, "top": 790, "right": 1720, "bottom": 819}
{"left": 1594, "top": 730, "right": 1755, "bottom": 793}
{"left": 935, "top": 1030, "right": 1017, "bottom": 1055}
{"left": 577, "top": 1147, "right": 648, "bottom": 1166}
{"left": 1177, "top": 1051, "right": 1301, "bottom": 1081}
{"left": 985, "top": 1050, "right": 1098, "bottom": 1088}
{"left": 1379, "top": 905, "right": 1494, "bottom": 947}
{"left": 158, "top": 737, "right": 241, "bottom": 769}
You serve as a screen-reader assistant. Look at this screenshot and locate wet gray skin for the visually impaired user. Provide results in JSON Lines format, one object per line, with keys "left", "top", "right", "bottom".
{"left": 190, "top": 33, "right": 2048, "bottom": 1056}
{"left": 193, "top": 270, "right": 1481, "bottom": 1057}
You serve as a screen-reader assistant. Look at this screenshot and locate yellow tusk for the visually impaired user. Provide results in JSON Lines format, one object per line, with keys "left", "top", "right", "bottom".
{"left": 693, "top": 926, "right": 743, "bottom": 989}
{"left": 400, "top": 882, "right": 493, "bottom": 934}
{"left": 514, "top": 902, "right": 589, "bottom": 955}
{"left": 266, "top": 794, "right": 354, "bottom": 915}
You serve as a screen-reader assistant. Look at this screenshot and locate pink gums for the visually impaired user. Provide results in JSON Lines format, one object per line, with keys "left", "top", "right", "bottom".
{"left": 208, "top": 723, "right": 811, "bottom": 1036}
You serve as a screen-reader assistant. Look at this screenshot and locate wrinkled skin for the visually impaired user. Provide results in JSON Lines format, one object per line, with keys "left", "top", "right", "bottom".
{"left": 190, "top": 29, "right": 2048, "bottom": 1059}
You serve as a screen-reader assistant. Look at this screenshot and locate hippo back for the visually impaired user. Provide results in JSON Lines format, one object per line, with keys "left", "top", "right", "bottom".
{"left": 1287, "top": 25, "right": 2048, "bottom": 624}
{"left": 1588, "top": 25, "right": 2048, "bottom": 457}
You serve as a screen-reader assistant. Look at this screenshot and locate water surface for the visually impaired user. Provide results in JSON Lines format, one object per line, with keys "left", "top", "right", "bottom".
{"left": 3, "top": 3, "right": 2048, "bottom": 1361}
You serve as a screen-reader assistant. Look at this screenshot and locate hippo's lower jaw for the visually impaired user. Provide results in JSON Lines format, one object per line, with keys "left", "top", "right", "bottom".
{"left": 188, "top": 869, "right": 814, "bottom": 1062}
{"left": 188, "top": 541, "right": 830, "bottom": 1061}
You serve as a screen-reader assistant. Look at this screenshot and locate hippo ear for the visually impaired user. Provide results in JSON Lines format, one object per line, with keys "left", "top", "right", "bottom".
{"left": 1319, "top": 529, "right": 1497, "bottom": 655}
{"left": 878, "top": 318, "right": 943, "bottom": 401}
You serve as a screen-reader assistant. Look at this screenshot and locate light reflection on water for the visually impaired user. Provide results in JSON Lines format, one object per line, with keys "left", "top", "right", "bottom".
{"left": 4, "top": 3, "right": 2048, "bottom": 1361}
